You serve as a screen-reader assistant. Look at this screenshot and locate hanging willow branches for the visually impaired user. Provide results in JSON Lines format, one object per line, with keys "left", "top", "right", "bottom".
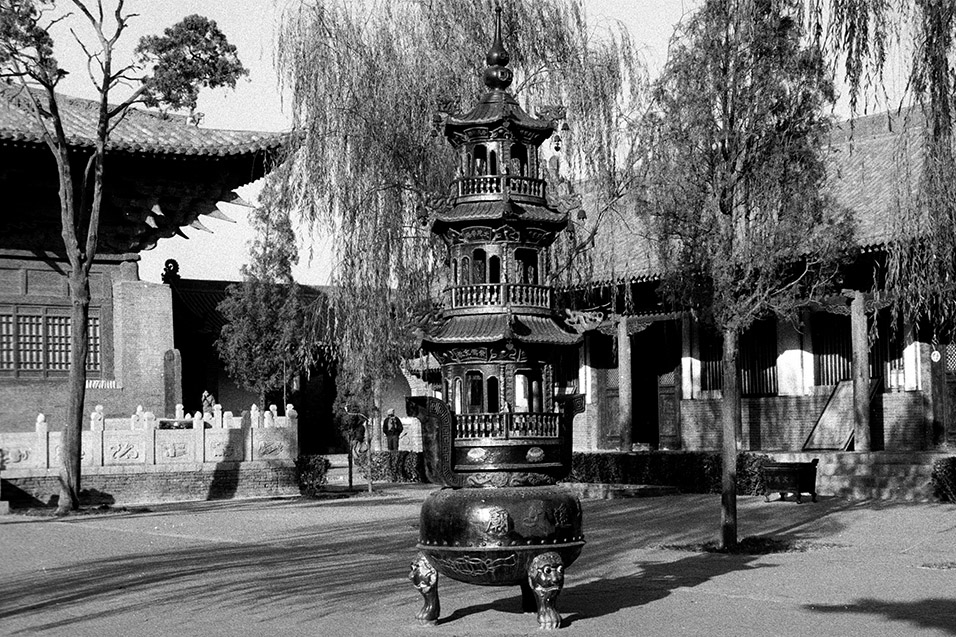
{"left": 808, "top": 1, "right": 956, "bottom": 337}
{"left": 273, "top": 0, "right": 646, "bottom": 402}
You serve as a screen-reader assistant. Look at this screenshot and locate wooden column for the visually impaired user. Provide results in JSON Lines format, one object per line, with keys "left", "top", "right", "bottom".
{"left": 850, "top": 290, "right": 871, "bottom": 451}
{"left": 617, "top": 317, "right": 633, "bottom": 451}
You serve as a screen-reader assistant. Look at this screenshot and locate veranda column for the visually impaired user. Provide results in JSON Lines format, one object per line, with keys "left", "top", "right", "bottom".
{"left": 850, "top": 290, "right": 871, "bottom": 451}
{"left": 617, "top": 316, "right": 633, "bottom": 451}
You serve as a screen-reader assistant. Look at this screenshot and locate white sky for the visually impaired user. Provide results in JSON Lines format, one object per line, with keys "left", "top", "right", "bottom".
{"left": 48, "top": 0, "right": 903, "bottom": 285}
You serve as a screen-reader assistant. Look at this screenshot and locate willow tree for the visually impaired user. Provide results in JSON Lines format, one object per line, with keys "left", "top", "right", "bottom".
{"left": 275, "top": 0, "right": 645, "bottom": 447}
{"left": 809, "top": 1, "right": 956, "bottom": 349}
{"left": 648, "top": 0, "right": 851, "bottom": 549}
{"left": 0, "top": 1, "right": 247, "bottom": 513}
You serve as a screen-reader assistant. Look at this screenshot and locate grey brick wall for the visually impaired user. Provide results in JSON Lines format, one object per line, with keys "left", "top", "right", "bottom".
{"left": 1, "top": 462, "right": 298, "bottom": 507}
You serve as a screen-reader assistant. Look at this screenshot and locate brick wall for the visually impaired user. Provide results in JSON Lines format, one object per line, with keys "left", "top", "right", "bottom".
{"left": 880, "top": 391, "right": 926, "bottom": 450}
{"left": 681, "top": 394, "right": 830, "bottom": 451}
{"left": 680, "top": 391, "right": 928, "bottom": 451}
{"left": 1, "top": 462, "right": 298, "bottom": 508}
{"left": 0, "top": 254, "right": 179, "bottom": 434}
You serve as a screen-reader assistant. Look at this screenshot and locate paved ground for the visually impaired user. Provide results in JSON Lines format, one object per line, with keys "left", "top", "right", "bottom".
{"left": 1, "top": 487, "right": 955, "bottom": 637}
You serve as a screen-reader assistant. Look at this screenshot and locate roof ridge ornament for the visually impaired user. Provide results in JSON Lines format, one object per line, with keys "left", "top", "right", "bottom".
{"left": 483, "top": 2, "right": 513, "bottom": 91}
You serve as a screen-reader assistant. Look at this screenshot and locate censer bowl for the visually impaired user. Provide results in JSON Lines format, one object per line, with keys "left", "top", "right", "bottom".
{"left": 416, "top": 485, "right": 584, "bottom": 586}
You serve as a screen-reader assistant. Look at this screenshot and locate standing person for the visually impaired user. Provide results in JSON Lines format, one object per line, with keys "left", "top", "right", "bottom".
{"left": 383, "top": 408, "right": 403, "bottom": 451}
{"left": 201, "top": 390, "right": 216, "bottom": 416}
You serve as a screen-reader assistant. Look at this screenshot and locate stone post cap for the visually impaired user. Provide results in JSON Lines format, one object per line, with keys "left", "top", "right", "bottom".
{"left": 90, "top": 406, "right": 105, "bottom": 431}
{"left": 35, "top": 413, "right": 48, "bottom": 432}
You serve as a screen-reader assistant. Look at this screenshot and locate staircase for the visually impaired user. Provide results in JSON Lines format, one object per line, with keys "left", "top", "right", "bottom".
{"left": 767, "top": 451, "right": 951, "bottom": 501}
{"left": 803, "top": 379, "right": 880, "bottom": 451}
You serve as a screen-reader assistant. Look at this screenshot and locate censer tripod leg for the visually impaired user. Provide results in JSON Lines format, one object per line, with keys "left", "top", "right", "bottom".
{"left": 409, "top": 553, "right": 440, "bottom": 625}
{"left": 528, "top": 551, "right": 565, "bottom": 630}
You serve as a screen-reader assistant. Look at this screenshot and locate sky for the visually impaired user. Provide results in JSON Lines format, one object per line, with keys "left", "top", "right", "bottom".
{"left": 48, "top": 0, "right": 902, "bottom": 286}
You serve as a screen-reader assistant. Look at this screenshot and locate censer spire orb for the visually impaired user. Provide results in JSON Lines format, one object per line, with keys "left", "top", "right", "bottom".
{"left": 406, "top": 5, "right": 585, "bottom": 630}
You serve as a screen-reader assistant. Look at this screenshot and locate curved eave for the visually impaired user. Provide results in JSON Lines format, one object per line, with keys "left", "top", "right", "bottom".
{"left": 434, "top": 200, "right": 567, "bottom": 227}
{"left": 557, "top": 272, "right": 662, "bottom": 293}
{"left": 444, "top": 90, "right": 553, "bottom": 142}
{"left": 423, "top": 314, "right": 582, "bottom": 347}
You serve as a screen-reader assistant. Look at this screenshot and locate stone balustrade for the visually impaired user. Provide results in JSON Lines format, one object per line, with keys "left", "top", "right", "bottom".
{"left": 0, "top": 403, "right": 298, "bottom": 473}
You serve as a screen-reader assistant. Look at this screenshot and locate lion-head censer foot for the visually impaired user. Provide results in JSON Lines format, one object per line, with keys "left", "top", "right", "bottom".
{"left": 409, "top": 553, "right": 440, "bottom": 625}
{"left": 528, "top": 551, "right": 565, "bottom": 630}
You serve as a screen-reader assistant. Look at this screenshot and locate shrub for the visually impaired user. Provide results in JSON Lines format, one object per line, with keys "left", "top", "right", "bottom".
{"left": 568, "top": 451, "right": 772, "bottom": 495}
{"left": 355, "top": 450, "right": 427, "bottom": 483}
{"left": 295, "top": 455, "right": 331, "bottom": 496}
{"left": 737, "top": 452, "right": 773, "bottom": 496}
{"left": 931, "top": 457, "right": 956, "bottom": 502}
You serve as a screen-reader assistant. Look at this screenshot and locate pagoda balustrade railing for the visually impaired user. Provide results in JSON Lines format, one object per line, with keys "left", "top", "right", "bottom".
{"left": 454, "top": 175, "right": 546, "bottom": 200}
{"left": 454, "top": 412, "right": 561, "bottom": 439}
{"left": 449, "top": 283, "right": 551, "bottom": 310}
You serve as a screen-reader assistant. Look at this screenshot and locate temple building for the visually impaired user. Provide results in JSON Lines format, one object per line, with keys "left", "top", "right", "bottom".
{"left": 561, "top": 109, "right": 955, "bottom": 455}
{"left": 0, "top": 87, "right": 288, "bottom": 434}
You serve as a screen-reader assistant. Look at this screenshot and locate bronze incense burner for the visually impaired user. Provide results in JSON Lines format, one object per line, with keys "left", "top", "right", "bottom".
{"left": 408, "top": 8, "right": 585, "bottom": 629}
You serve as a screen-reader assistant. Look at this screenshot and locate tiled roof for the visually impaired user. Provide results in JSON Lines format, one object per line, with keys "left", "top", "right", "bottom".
{"left": 826, "top": 109, "right": 924, "bottom": 248}
{"left": 0, "top": 86, "right": 291, "bottom": 157}
{"left": 579, "top": 109, "right": 925, "bottom": 286}
{"left": 573, "top": 188, "right": 659, "bottom": 288}
{"left": 425, "top": 313, "right": 581, "bottom": 346}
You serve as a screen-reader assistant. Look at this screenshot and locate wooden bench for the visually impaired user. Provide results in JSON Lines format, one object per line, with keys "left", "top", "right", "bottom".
{"left": 762, "top": 459, "right": 818, "bottom": 503}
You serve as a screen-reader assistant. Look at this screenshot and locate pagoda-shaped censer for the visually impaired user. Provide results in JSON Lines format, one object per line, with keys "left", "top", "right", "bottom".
{"left": 406, "top": 7, "right": 584, "bottom": 631}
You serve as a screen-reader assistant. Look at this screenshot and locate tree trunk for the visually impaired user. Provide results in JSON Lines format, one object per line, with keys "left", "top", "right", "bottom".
{"left": 58, "top": 268, "right": 91, "bottom": 514}
{"left": 369, "top": 380, "right": 383, "bottom": 493}
{"left": 719, "top": 327, "right": 741, "bottom": 550}
{"left": 850, "top": 291, "right": 871, "bottom": 451}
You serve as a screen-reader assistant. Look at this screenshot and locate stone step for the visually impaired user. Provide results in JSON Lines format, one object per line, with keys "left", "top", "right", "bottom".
{"left": 763, "top": 451, "right": 950, "bottom": 501}
{"left": 814, "top": 465, "right": 933, "bottom": 479}
{"left": 769, "top": 451, "right": 951, "bottom": 467}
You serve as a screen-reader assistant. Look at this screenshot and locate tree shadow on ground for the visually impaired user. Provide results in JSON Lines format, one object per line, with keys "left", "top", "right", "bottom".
{"left": 0, "top": 493, "right": 865, "bottom": 633}
{"left": 0, "top": 504, "right": 421, "bottom": 632}
{"left": 806, "top": 598, "right": 956, "bottom": 635}
{"left": 439, "top": 551, "right": 770, "bottom": 627}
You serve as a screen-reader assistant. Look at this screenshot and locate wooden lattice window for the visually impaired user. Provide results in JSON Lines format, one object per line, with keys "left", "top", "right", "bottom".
{"left": 698, "top": 327, "right": 723, "bottom": 392}
{"left": 812, "top": 313, "right": 852, "bottom": 386}
{"left": 0, "top": 307, "right": 101, "bottom": 378}
{"left": 869, "top": 310, "right": 903, "bottom": 389}
{"left": 740, "top": 319, "right": 778, "bottom": 396}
